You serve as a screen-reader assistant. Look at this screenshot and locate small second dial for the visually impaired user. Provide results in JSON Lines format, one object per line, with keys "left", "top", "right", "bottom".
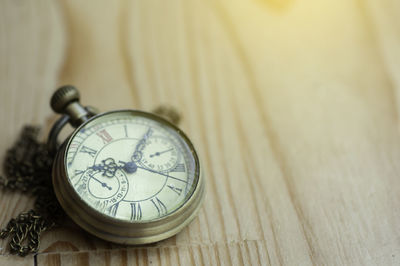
{"left": 140, "top": 136, "right": 179, "bottom": 172}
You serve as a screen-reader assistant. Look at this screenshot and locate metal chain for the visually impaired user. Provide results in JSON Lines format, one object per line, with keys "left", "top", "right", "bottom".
{"left": 0, "top": 126, "right": 63, "bottom": 256}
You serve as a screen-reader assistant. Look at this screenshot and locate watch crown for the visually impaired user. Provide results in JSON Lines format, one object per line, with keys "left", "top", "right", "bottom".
{"left": 50, "top": 85, "right": 80, "bottom": 113}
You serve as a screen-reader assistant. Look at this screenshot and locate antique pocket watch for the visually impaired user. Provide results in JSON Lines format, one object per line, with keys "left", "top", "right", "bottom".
{"left": 48, "top": 85, "right": 204, "bottom": 244}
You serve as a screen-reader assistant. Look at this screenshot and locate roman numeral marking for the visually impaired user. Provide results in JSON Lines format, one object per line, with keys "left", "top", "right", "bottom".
{"left": 130, "top": 202, "right": 142, "bottom": 220}
{"left": 167, "top": 185, "right": 182, "bottom": 196}
{"left": 124, "top": 125, "right": 128, "bottom": 137}
{"left": 108, "top": 203, "right": 119, "bottom": 217}
{"left": 80, "top": 145, "right": 97, "bottom": 157}
{"left": 96, "top": 129, "right": 113, "bottom": 144}
{"left": 151, "top": 197, "right": 167, "bottom": 217}
{"left": 74, "top": 169, "right": 84, "bottom": 178}
{"left": 171, "top": 163, "right": 185, "bottom": 172}
{"left": 76, "top": 183, "right": 86, "bottom": 195}
{"left": 69, "top": 142, "right": 79, "bottom": 148}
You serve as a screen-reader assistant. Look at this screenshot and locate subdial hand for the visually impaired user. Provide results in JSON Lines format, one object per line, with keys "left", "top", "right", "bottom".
{"left": 149, "top": 148, "right": 173, "bottom": 158}
{"left": 88, "top": 172, "right": 112, "bottom": 190}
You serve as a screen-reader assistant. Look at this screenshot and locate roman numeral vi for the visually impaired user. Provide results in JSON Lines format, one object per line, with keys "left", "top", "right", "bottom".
{"left": 130, "top": 202, "right": 142, "bottom": 220}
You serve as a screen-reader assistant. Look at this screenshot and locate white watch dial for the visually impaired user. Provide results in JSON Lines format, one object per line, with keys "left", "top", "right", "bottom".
{"left": 65, "top": 111, "right": 198, "bottom": 222}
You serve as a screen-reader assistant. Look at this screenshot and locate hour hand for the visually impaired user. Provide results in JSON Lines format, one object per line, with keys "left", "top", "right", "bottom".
{"left": 88, "top": 158, "right": 120, "bottom": 178}
{"left": 131, "top": 127, "right": 153, "bottom": 162}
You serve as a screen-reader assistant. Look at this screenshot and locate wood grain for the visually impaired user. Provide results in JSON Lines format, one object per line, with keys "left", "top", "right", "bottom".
{"left": 1, "top": 0, "right": 400, "bottom": 265}
{"left": 37, "top": 241, "right": 268, "bottom": 266}
{"left": 0, "top": 0, "right": 65, "bottom": 257}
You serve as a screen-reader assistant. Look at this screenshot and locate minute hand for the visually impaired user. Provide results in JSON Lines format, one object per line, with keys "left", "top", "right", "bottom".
{"left": 136, "top": 165, "right": 187, "bottom": 184}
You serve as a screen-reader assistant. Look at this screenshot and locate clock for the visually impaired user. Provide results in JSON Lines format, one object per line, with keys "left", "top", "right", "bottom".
{"left": 49, "top": 85, "right": 204, "bottom": 244}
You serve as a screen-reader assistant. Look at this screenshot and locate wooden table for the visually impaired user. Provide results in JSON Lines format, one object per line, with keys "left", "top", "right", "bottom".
{"left": 1, "top": 0, "right": 400, "bottom": 265}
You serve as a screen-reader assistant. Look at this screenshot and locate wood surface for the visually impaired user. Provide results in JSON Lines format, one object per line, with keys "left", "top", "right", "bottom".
{"left": 1, "top": 0, "right": 400, "bottom": 265}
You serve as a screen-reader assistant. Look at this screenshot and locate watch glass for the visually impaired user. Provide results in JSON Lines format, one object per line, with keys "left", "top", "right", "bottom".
{"left": 64, "top": 110, "right": 199, "bottom": 222}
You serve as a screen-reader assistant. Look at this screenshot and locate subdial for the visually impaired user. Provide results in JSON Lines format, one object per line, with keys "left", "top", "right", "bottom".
{"left": 140, "top": 136, "right": 179, "bottom": 172}
{"left": 74, "top": 169, "right": 128, "bottom": 211}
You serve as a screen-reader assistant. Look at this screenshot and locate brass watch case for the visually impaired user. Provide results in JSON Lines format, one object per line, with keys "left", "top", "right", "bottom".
{"left": 52, "top": 110, "right": 205, "bottom": 244}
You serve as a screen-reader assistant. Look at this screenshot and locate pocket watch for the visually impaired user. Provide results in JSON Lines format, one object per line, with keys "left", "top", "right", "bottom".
{"left": 48, "top": 85, "right": 204, "bottom": 244}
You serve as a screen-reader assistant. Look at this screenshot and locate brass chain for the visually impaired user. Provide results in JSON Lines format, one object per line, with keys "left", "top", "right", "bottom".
{"left": 0, "top": 126, "right": 63, "bottom": 256}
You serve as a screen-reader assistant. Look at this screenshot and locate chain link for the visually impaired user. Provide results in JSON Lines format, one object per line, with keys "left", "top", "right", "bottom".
{"left": 0, "top": 126, "right": 63, "bottom": 256}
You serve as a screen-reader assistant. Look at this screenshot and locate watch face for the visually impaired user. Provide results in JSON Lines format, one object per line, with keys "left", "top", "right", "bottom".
{"left": 64, "top": 110, "right": 199, "bottom": 222}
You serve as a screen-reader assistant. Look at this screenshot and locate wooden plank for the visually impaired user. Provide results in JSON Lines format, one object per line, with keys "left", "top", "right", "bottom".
{"left": 57, "top": 0, "right": 137, "bottom": 111}
{"left": 363, "top": 0, "right": 400, "bottom": 112}
{"left": 1, "top": 0, "right": 400, "bottom": 265}
{"left": 209, "top": 0, "right": 400, "bottom": 264}
{"left": 0, "top": 255, "right": 34, "bottom": 266}
{"left": 0, "top": 0, "right": 66, "bottom": 255}
{"left": 37, "top": 240, "right": 267, "bottom": 266}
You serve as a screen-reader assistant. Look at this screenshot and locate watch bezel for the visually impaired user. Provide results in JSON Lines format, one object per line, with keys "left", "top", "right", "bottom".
{"left": 52, "top": 109, "right": 204, "bottom": 244}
